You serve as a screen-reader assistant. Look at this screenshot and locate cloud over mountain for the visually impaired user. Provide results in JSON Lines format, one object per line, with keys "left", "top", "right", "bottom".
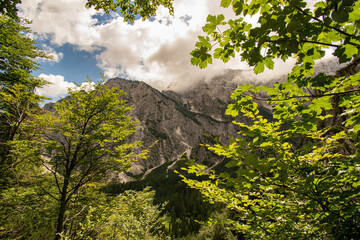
{"left": 19, "top": 0, "right": 248, "bottom": 91}
{"left": 20, "top": 0, "right": 321, "bottom": 95}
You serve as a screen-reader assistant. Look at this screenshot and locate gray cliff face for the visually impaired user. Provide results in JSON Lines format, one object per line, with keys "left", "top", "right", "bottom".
{"left": 44, "top": 61, "right": 343, "bottom": 178}
{"left": 105, "top": 70, "right": 273, "bottom": 176}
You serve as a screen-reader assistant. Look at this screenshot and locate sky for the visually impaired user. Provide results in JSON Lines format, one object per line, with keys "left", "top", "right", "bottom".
{"left": 18, "top": 0, "right": 319, "bottom": 100}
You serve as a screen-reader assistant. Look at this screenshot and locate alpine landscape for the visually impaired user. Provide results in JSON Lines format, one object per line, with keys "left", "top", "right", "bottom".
{"left": 1, "top": 0, "right": 360, "bottom": 239}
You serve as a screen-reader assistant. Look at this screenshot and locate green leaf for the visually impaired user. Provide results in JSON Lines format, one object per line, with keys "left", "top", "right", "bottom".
{"left": 233, "top": 1, "right": 243, "bottom": 15}
{"left": 254, "top": 61, "right": 265, "bottom": 74}
{"left": 312, "top": 96, "right": 333, "bottom": 111}
{"left": 334, "top": 44, "right": 358, "bottom": 63}
{"left": 221, "top": 0, "right": 232, "bottom": 8}
{"left": 264, "top": 58, "right": 274, "bottom": 69}
{"left": 332, "top": 10, "right": 349, "bottom": 23}
{"left": 353, "top": 181, "right": 360, "bottom": 187}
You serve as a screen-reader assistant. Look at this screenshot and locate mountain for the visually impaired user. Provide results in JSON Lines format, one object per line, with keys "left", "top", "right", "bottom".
{"left": 104, "top": 69, "right": 273, "bottom": 179}
{"left": 44, "top": 60, "right": 342, "bottom": 181}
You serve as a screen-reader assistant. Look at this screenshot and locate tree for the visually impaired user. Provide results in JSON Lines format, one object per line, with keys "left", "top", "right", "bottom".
{"left": 0, "top": 15, "right": 48, "bottom": 186}
{"left": 0, "top": 16, "right": 47, "bottom": 86}
{"left": 0, "top": 0, "right": 21, "bottom": 19}
{"left": 180, "top": 0, "right": 360, "bottom": 239}
{"left": 11, "top": 82, "right": 148, "bottom": 240}
{"left": 86, "top": 0, "right": 174, "bottom": 23}
{"left": 87, "top": 0, "right": 360, "bottom": 238}
{"left": 68, "top": 187, "right": 168, "bottom": 240}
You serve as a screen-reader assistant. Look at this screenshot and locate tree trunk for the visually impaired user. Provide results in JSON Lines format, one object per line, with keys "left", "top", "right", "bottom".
{"left": 55, "top": 178, "right": 70, "bottom": 240}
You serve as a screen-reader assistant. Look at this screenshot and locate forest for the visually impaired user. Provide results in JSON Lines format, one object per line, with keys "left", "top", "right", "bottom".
{"left": 1, "top": 0, "right": 360, "bottom": 239}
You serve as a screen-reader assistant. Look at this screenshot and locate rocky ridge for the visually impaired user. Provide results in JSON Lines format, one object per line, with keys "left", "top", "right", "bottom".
{"left": 44, "top": 60, "right": 343, "bottom": 181}
{"left": 105, "top": 70, "right": 273, "bottom": 178}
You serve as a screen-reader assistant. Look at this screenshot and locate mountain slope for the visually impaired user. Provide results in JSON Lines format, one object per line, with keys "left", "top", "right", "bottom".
{"left": 105, "top": 70, "right": 272, "bottom": 177}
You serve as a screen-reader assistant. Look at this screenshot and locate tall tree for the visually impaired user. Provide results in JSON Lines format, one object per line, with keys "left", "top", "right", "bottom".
{"left": 0, "top": 15, "right": 48, "bottom": 186}
{"left": 11, "top": 82, "right": 148, "bottom": 239}
{"left": 182, "top": 0, "right": 360, "bottom": 239}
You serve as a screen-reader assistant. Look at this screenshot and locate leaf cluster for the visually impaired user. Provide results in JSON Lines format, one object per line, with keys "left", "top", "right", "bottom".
{"left": 0, "top": 15, "right": 50, "bottom": 187}
{"left": 0, "top": 0, "right": 21, "bottom": 19}
{"left": 86, "top": 0, "right": 174, "bottom": 23}
{"left": 191, "top": 0, "right": 360, "bottom": 76}
{"left": 183, "top": 74, "right": 360, "bottom": 238}
{"left": 66, "top": 187, "right": 167, "bottom": 240}
{"left": 184, "top": 0, "right": 360, "bottom": 239}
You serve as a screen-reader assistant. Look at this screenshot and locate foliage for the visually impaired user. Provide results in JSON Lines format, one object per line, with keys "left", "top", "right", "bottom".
{"left": 0, "top": 16, "right": 48, "bottom": 86}
{"left": 0, "top": 176, "right": 57, "bottom": 239}
{"left": 10, "top": 82, "right": 148, "bottom": 239}
{"left": 0, "top": 14, "right": 51, "bottom": 238}
{"left": 105, "top": 161, "right": 215, "bottom": 239}
{"left": 0, "top": 0, "right": 21, "bottom": 19}
{"left": 86, "top": 0, "right": 174, "bottom": 23}
{"left": 181, "top": 0, "right": 360, "bottom": 239}
{"left": 66, "top": 187, "right": 168, "bottom": 240}
{"left": 191, "top": 0, "right": 360, "bottom": 74}
{"left": 0, "top": 15, "right": 49, "bottom": 187}
{"left": 194, "top": 210, "right": 238, "bottom": 240}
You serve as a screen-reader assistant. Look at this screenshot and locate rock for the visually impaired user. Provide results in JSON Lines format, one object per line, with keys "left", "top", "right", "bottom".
{"left": 104, "top": 70, "right": 272, "bottom": 177}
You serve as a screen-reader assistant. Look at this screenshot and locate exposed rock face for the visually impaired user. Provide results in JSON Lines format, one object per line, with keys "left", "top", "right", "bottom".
{"left": 45, "top": 61, "right": 343, "bottom": 178}
{"left": 105, "top": 70, "right": 272, "bottom": 175}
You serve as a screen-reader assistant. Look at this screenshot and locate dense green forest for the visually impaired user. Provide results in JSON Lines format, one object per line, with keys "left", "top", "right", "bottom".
{"left": 1, "top": 0, "right": 360, "bottom": 239}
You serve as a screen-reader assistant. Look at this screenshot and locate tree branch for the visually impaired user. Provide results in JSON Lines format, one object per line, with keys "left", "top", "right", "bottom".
{"left": 293, "top": 5, "right": 357, "bottom": 40}
{"left": 39, "top": 185, "right": 59, "bottom": 201}
{"left": 251, "top": 89, "right": 360, "bottom": 102}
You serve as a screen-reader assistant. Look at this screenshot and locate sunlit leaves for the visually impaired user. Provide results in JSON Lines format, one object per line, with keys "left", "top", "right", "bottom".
{"left": 221, "top": 0, "right": 233, "bottom": 8}
{"left": 334, "top": 44, "right": 359, "bottom": 63}
{"left": 10, "top": 81, "right": 148, "bottom": 238}
{"left": 253, "top": 61, "right": 264, "bottom": 74}
{"left": 203, "top": 14, "right": 226, "bottom": 34}
{"left": 191, "top": 36, "right": 212, "bottom": 68}
{"left": 86, "top": 0, "right": 174, "bottom": 23}
{"left": 0, "top": 0, "right": 21, "bottom": 19}
{"left": 191, "top": 0, "right": 360, "bottom": 79}
{"left": 185, "top": 57, "right": 360, "bottom": 238}
{"left": 184, "top": 72, "right": 360, "bottom": 237}
{"left": 0, "top": 16, "right": 49, "bottom": 85}
{"left": 68, "top": 188, "right": 167, "bottom": 239}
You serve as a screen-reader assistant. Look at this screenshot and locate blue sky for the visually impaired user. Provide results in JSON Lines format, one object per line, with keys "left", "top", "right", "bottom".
{"left": 17, "top": 0, "right": 262, "bottom": 100}
{"left": 36, "top": 42, "right": 104, "bottom": 84}
{"left": 18, "top": 0, "right": 318, "bottom": 100}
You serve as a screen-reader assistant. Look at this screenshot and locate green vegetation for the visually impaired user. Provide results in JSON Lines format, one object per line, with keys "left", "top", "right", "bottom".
{"left": 106, "top": 161, "right": 223, "bottom": 239}
{"left": 0, "top": 0, "right": 21, "bottom": 19}
{"left": 86, "top": 0, "right": 174, "bottom": 23}
{"left": 61, "top": 187, "right": 167, "bottom": 240}
{"left": 2, "top": 0, "right": 360, "bottom": 239}
{"left": 11, "top": 82, "right": 148, "bottom": 239}
{"left": 183, "top": 0, "right": 360, "bottom": 239}
{"left": 0, "top": 15, "right": 49, "bottom": 187}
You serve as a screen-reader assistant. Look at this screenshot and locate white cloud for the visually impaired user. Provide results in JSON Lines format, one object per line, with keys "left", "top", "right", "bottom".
{"left": 37, "top": 74, "right": 75, "bottom": 97}
{"left": 77, "top": 81, "right": 96, "bottom": 92}
{"left": 38, "top": 44, "right": 64, "bottom": 63}
{"left": 19, "top": 0, "right": 100, "bottom": 51}
{"left": 19, "top": 0, "right": 243, "bottom": 90}
{"left": 48, "top": 51, "right": 64, "bottom": 63}
{"left": 19, "top": 0, "right": 322, "bottom": 92}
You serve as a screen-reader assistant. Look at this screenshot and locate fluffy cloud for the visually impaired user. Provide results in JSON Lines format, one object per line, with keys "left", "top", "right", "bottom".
{"left": 37, "top": 74, "right": 75, "bottom": 97}
{"left": 19, "top": 0, "right": 319, "bottom": 92}
{"left": 19, "top": 0, "right": 245, "bottom": 90}
{"left": 38, "top": 44, "right": 64, "bottom": 63}
{"left": 19, "top": 0, "right": 100, "bottom": 51}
